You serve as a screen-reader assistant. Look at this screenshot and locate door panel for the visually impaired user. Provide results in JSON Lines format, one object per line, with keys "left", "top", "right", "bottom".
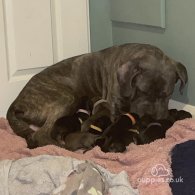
{"left": 3, "top": 0, "right": 53, "bottom": 81}
{"left": 0, "top": 0, "right": 90, "bottom": 116}
{"left": 51, "top": 0, "right": 91, "bottom": 61}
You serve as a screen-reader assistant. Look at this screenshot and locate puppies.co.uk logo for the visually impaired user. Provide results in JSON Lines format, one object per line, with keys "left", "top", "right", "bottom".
{"left": 151, "top": 164, "right": 170, "bottom": 177}
{"left": 137, "top": 163, "right": 183, "bottom": 184}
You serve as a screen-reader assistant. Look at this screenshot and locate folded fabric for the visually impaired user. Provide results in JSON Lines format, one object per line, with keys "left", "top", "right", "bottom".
{"left": 170, "top": 140, "right": 195, "bottom": 195}
{"left": 0, "top": 155, "right": 138, "bottom": 195}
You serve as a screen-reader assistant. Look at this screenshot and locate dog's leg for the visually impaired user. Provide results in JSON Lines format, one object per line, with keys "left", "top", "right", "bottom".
{"left": 32, "top": 114, "right": 61, "bottom": 147}
{"left": 32, "top": 96, "right": 78, "bottom": 147}
{"left": 7, "top": 104, "right": 43, "bottom": 148}
{"left": 7, "top": 93, "right": 79, "bottom": 148}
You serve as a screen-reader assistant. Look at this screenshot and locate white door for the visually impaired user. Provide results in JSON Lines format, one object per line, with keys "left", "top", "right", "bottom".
{"left": 0, "top": 0, "right": 90, "bottom": 117}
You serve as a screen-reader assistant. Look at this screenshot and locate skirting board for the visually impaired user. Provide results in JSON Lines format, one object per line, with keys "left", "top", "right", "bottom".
{"left": 169, "top": 99, "right": 195, "bottom": 118}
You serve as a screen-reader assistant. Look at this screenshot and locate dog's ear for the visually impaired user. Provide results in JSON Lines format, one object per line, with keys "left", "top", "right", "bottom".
{"left": 117, "top": 60, "right": 141, "bottom": 98}
{"left": 175, "top": 62, "right": 188, "bottom": 94}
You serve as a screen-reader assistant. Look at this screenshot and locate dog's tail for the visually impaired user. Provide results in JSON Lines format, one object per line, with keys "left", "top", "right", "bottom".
{"left": 6, "top": 103, "right": 36, "bottom": 147}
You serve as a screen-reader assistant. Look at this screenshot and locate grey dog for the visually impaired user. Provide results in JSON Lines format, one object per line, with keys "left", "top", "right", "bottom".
{"left": 6, "top": 43, "right": 188, "bottom": 148}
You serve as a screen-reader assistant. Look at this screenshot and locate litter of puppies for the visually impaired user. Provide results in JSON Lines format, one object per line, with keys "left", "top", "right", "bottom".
{"left": 51, "top": 98, "right": 192, "bottom": 153}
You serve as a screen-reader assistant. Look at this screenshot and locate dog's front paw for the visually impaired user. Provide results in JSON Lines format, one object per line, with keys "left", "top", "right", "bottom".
{"left": 26, "top": 134, "right": 39, "bottom": 149}
{"left": 32, "top": 130, "right": 59, "bottom": 147}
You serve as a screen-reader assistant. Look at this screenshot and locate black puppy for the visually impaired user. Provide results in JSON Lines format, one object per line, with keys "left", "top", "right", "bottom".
{"left": 97, "top": 113, "right": 139, "bottom": 153}
{"left": 135, "top": 109, "right": 192, "bottom": 144}
{"left": 87, "top": 116, "right": 111, "bottom": 135}
{"left": 51, "top": 96, "right": 92, "bottom": 145}
{"left": 82, "top": 99, "right": 112, "bottom": 133}
{"left": 168, "top": 109, "right": 192, "bottom": 123}
{"left": 136, "top": 119, "right": 173, "bottom": 144}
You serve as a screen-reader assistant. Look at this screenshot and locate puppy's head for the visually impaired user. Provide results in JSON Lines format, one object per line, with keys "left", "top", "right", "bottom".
{"left": 107, "top": 141, "right": 126, "bottom": 153}
{"left": 117, "top": 56, "right": 188, "bottom": 120}
{"left": 176, "top": 110, "right": 192, "bottom": 121}
{"left": 95, "top": 136, "right": 126, "bottom": 153}
{"left": 168, "top": 109, "right": 192, "bottom": 123}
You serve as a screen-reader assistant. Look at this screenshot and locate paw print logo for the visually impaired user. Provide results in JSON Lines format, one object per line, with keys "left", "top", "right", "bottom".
{"left": 151, "top": 164, "right": 170, "bottom": 177}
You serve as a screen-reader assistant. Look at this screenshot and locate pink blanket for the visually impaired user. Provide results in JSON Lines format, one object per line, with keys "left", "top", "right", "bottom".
{"left": 1, "top": 117, "right": 195, "bottom": 195}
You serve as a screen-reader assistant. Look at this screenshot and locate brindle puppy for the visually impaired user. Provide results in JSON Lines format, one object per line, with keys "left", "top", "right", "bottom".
{"left": 6, "top": 43, "right": 188, "bottom": 148}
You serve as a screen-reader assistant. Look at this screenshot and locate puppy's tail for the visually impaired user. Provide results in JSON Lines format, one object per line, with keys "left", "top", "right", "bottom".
{"left": 6, "top": 103, "right": 36, "bottom": 148}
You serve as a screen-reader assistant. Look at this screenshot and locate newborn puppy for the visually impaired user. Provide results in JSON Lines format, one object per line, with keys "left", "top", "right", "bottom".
{"left": 136, "top": 119, "right": 173, "bottom": 144}
{"left": 129, "top": 109, "right": 192, "bottom": 145}
{"left": 81, "top": 99, "right": 111, "bottom": 132}
{"left": 64, "top": 99, "right": 112, "bottom": 152}
{"left": 168, "top": 109, "right": 192, "bottom": 123}
{"left": 87, "top": 99, "right": 112, "bottom": 135}
{"left": 177, "top": 110, "right": 192, "bottom": 120}
{"left": 82, "top": 114, "right": 112, "bottom": 153}
{"left": 97, "top": 113, "right": 139, "bottom": 153}
{"left": 135, "top": 109, "right": 192, "bottom": 145}
{"left": 51, "top": 96, "right": 92, "bottom": 145}
{"left": 88, "top": 116, "right": 111, "bottom": 135}
{"left": 64, "top": 132, "right": 98, "bottom": 151}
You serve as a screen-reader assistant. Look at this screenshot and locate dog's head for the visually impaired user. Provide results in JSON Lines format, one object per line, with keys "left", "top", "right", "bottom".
{"left": 117, "top": 57, "right": 188, "bottom": 120}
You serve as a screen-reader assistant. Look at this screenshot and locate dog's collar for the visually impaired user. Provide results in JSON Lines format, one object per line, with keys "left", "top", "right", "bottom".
{"left": 128, "top": 129, "right": 139, "bottom": 134}
{"left": 77, "top": 109, "right": 90, "bottom": 116}
{"left": 90, "top": 124, "right": 103, "bottom": 132}
{"left": 124, "top": 113, "right": 136, "bottom": 125}
{"left": 92, "top": 99, "right": 108, "bottom": 115}
{"left": 147, "top": 122, "right": 162, "bottom": 129}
